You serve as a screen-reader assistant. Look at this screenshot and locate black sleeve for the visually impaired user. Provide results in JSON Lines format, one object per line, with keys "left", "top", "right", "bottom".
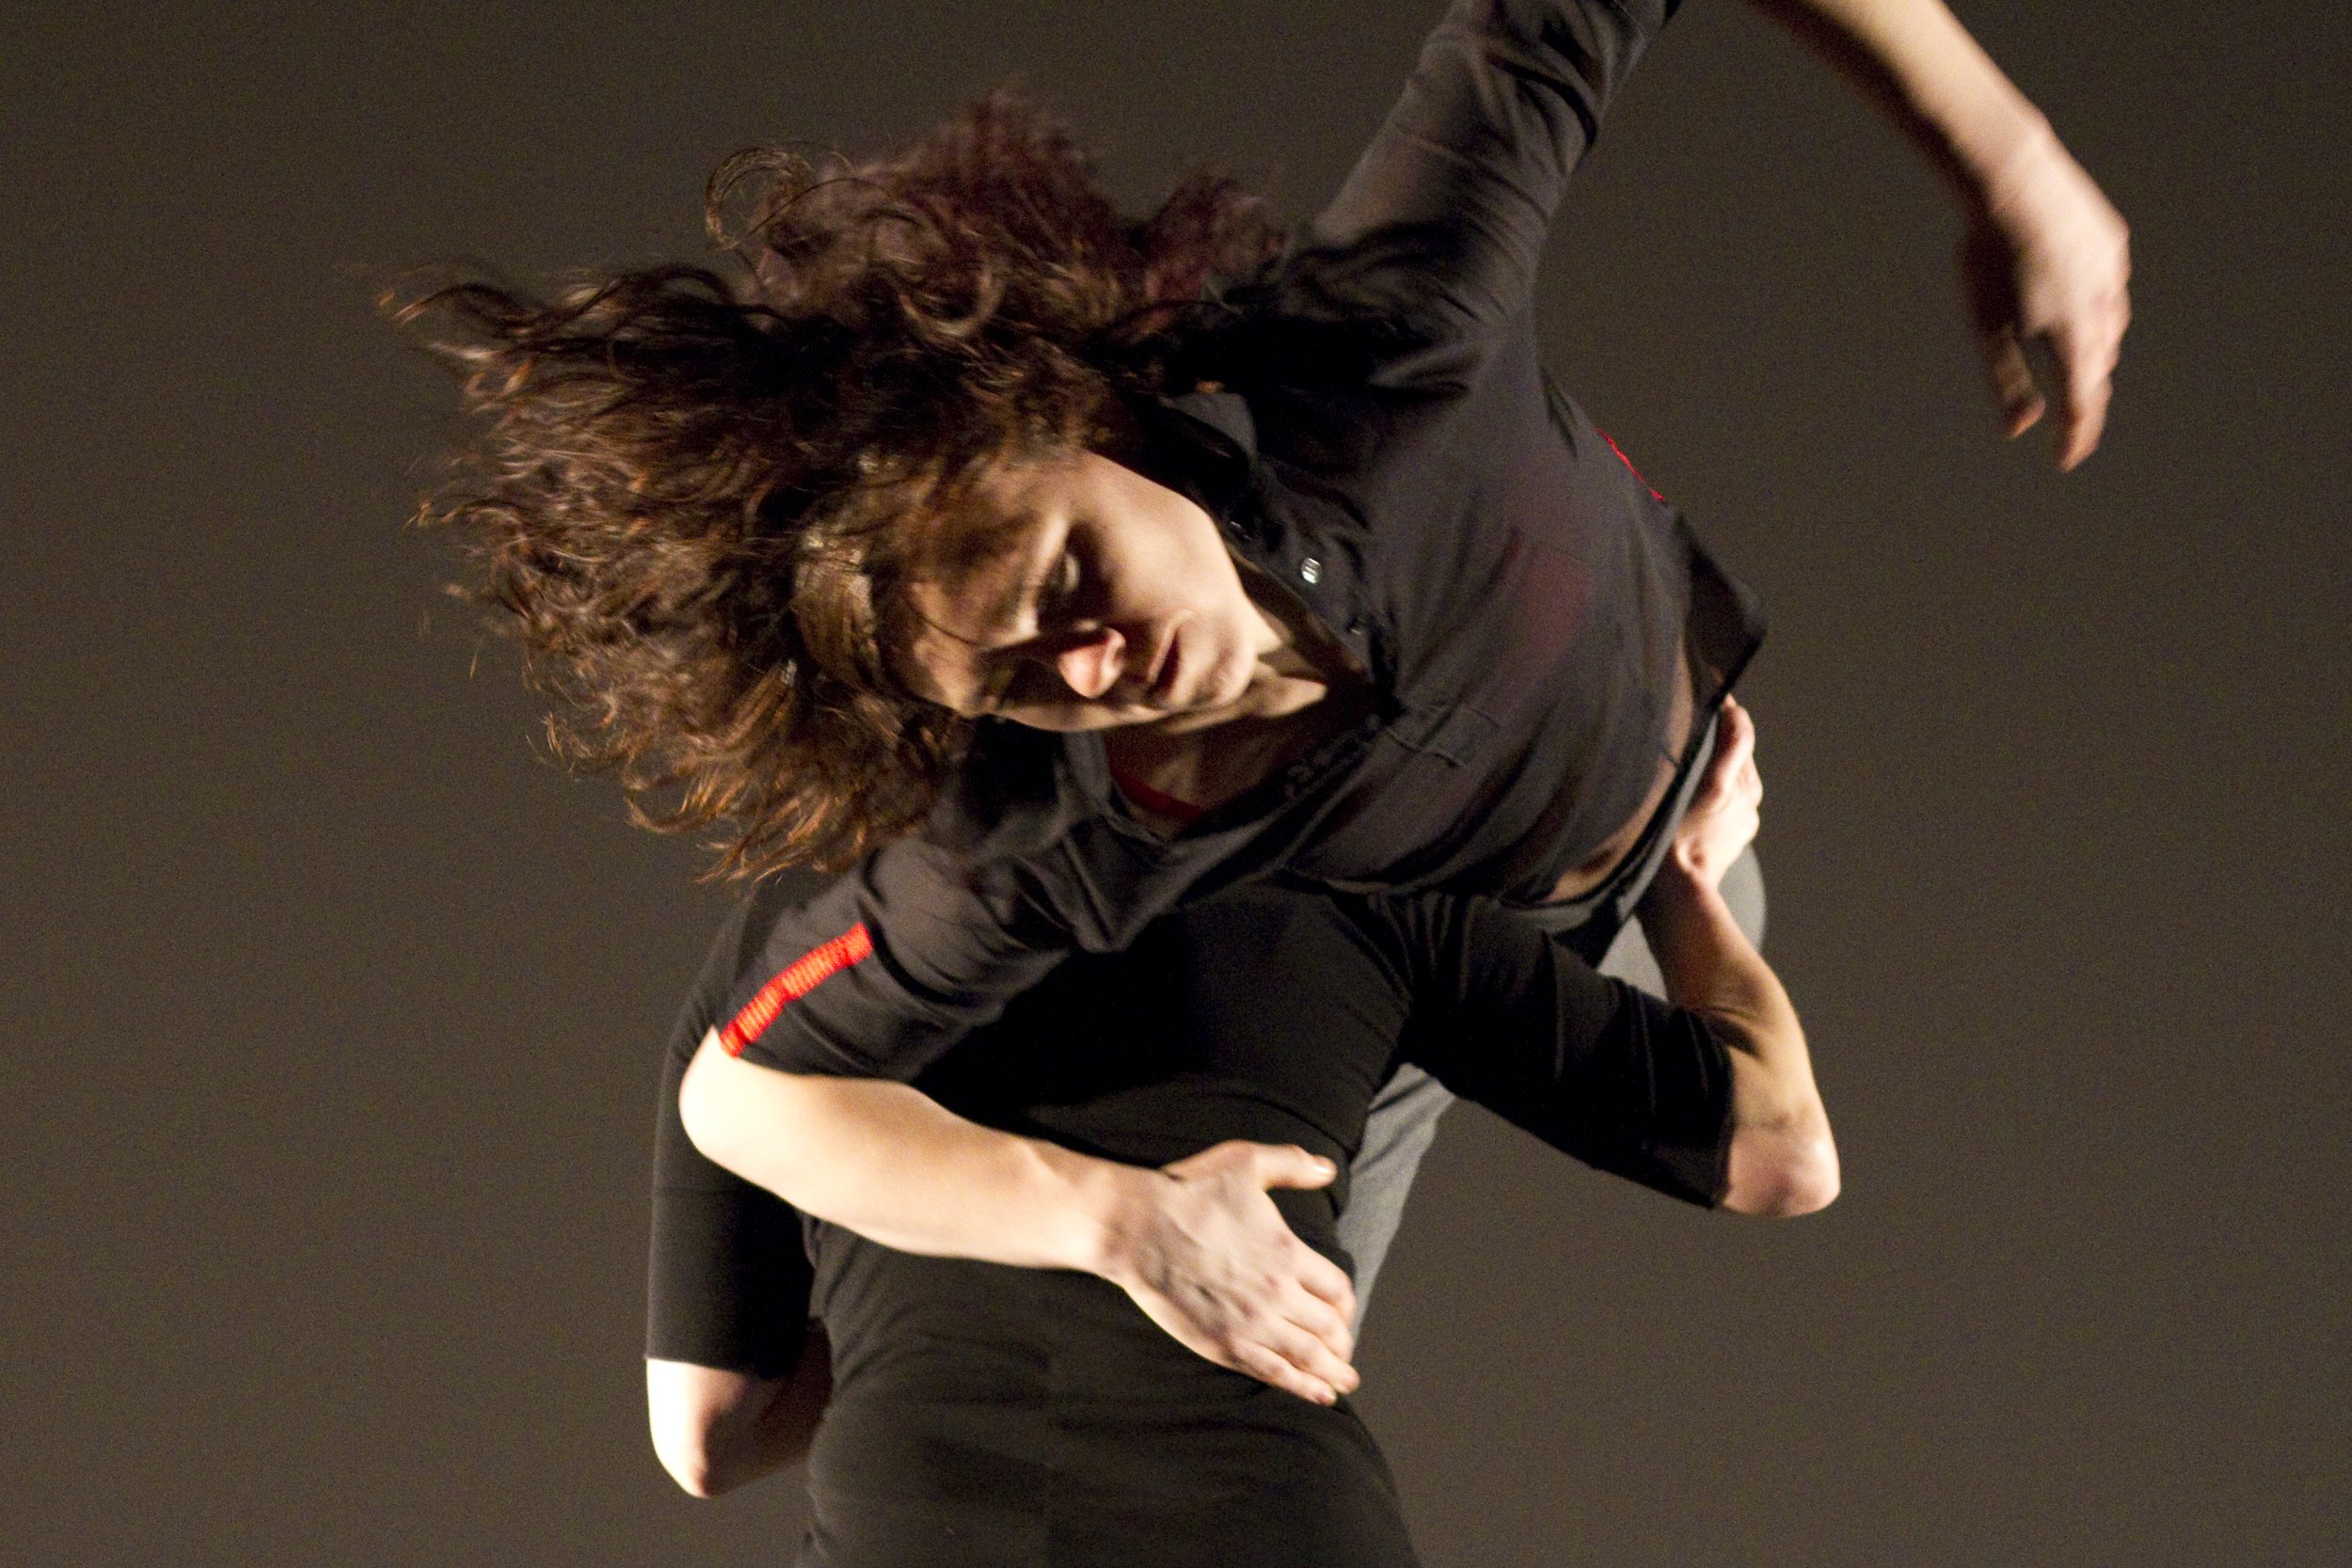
{"left": 1393, "top": 894, "right": 1732, "bottom": 1207}
{"left": 1295, "top": 0, "right": 1682, "bottom": 359}
{"left": 713, "top": 736, "right": 1280, "bottom": 1082}
{"left": 711, "top": 833, "right": 1071, "bottom": 1081}
{"left": 645, "top": 879, "right": 824, "bottom": 1375}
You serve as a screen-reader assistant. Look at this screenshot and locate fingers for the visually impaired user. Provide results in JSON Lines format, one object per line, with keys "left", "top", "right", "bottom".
{"left": 1694, "top": 696, "right": 1756, "bottom": 811}
{"left": 1258, "top": 1305, "right": 1361, "bottom": 1400}
{"left": 1220, "top": 1272, "right": 1359, "bottom": 1405}
{"left": 1242, "top": 1142, "right": 1340, "bottom": 1192}
{"left": 1143, "top": 1263, "right": 1361, "bottom": 1406}
{"left": 2048, "top": 303, "right": 2126, "bottom": 470}
{"left": 1982, "top": 326, "right": 2048, "bottom": 439}
{"left": 1130, "top": 1142, "right": 1362, "bottom": 1404}
{"left": 1724, "top": 696, "right": 1760, "bottom": 806}
{"left": 1671, "top": 697, "right": 1763, "bottom": 888}
{"left": 1960, "top": 172, "right": 2131, "bottom": 469}
{"left": 1962, "top": 223, "right": 2046, "bottom": 440}
{"left": 1714, "top": 695, "right": 1756, "bottom": 776}
{"left": 1279, "top": 1262, "right": 1357, "bottom": 1360}
{"left": 1294, "top": 1243, "right": 1358, "bottom": 1323}
{"left": 2047, "top": 205, "right": 2131, "bottom": 470}
{"left": 1232, "top": 1338, "right": 1347, "bottom": 1406}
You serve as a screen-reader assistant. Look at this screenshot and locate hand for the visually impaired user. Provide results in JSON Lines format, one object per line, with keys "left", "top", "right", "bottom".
{"left": 1668, "top": 697, "right": 1762, "bottom": 892}
{"left": 1098, "top": 1140, "right": 1360, "bottom": 1405}
{"left": 1959, "top": 130, "right": 2132, "bottom": 470}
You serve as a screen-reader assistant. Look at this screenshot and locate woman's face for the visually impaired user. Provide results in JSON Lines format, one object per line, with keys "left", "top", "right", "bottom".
{"left": 895, "top": 451, "right": 1279, "bottom": 733}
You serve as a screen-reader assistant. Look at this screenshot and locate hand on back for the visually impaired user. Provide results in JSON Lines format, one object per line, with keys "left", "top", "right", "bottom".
{"left": 1099, "top": 1139, "right": 1361, "bottom": 1405}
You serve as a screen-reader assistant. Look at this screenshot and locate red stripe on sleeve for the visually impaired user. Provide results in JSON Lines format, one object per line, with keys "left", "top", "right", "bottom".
{"left": 719, "top": 922, "right": 875, "bottom": 1056}
{"left": 1597, "top": 427, "right": 1666, "bottom": 502}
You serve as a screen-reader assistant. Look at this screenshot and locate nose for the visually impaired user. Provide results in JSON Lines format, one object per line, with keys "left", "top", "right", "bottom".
{"left": 1055, "top": 627, "right": 1125, "bottom": 701}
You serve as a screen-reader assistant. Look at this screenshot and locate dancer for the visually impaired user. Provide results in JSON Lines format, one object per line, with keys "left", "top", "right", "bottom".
{"left": 648, "top": 710, "right": 1829, "bottom": 1566}
{"left": 398, "top": 0, "right": 2123, "bottom": 1382}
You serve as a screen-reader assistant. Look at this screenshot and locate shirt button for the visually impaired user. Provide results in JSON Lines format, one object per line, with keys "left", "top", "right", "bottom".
{"left": 1298, "top": 557, "right": 1322, "bottom": 585}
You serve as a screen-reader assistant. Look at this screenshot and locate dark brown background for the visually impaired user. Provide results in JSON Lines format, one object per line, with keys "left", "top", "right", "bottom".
{"left": 5, "top": 2, "right": 2345, "bottom": 1563}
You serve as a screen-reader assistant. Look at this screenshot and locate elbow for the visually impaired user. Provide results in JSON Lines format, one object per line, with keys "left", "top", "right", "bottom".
{"left": 646, "top": 1359, "right": 775, "bottom": 1500}
{"left": 656, "top": 1441, "right": 732, "bottom": 1501}
{"left": 1720, "top": 1114, "right": 1840, "bottom": 1219}
{"left": 648, "top": 1403, "right": 741, "bottom": 1499}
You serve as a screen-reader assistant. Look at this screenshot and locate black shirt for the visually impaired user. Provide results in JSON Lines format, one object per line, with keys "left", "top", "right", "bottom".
{"left": 717, "top": 0, "right": 1761, "bottom": 1080}
{"left": 649, "top": 878, "right": 1731, "bottom": 1378}
{"left": 648, "top": 879, "right": 1732, "bottom": 1568}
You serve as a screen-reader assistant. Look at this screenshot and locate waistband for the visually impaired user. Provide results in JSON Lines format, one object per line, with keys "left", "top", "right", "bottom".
{"left": 1517, "top": 702, "right": 1721, "bottom": 963}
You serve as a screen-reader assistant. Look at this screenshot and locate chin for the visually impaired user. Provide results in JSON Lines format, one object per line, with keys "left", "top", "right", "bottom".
{"left": 1210, "top": 657, "right": 1259, "bottom": 711}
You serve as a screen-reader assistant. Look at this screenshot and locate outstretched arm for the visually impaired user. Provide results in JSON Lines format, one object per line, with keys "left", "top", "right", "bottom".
{"left": 1299, "top": 0, "right": 1684, "bottom": 360}
{"left": 1742, "top": 0, "right": 2131, "bottom": 467}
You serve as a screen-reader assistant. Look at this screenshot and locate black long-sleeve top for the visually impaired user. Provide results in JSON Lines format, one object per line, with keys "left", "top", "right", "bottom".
{"left": 650, "top": 876, "right": 1732, "bottom": 1378}
{"left": 649, "top": 877, "right": 1733, "bottom": 1567}
{"left": 716, "top": 0, "right": 1762, "bottom": 1085}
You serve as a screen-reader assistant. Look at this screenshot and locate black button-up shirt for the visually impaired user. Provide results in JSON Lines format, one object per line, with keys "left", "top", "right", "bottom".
{"left": 720, "top": 0, "right": 1763, "bottom": 1078}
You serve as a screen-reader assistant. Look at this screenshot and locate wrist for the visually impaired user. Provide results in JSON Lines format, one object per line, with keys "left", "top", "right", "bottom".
{"left": 1068, "top": 1157, "right": 1172, "bottom": 1284}
{"left": 1643, "top": 846, "right": 1733, "bottom": 908}
{"left": 1961, "top": 111, "right": 2068, "bottom": 220}
{"left": 1638, "top": 852, "right": 1748, "bottom": 961}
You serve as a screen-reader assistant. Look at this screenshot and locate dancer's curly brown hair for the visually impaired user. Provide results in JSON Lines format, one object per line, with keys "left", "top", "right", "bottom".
{"left": 392, "top": 93, "right": 1279, "bottom": 876}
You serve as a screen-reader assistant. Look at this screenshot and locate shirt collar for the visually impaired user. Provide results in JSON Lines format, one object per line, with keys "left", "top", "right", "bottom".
{"left": 1130, "top": 388, "right": 1265, "bottom": 548}
{"left": 1161, "top": 386, "right": 1256, "bottom": 458}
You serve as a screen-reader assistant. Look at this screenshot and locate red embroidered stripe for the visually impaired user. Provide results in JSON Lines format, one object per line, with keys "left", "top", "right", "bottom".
{"left": 719, "top": 923, "right": 875, "bottom": 1055}
{"left": 1597, "top": 427, "right": 1666, "bottom": 502}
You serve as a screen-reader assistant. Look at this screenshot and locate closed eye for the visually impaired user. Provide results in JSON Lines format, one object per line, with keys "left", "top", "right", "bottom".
{"left": 1034, "top": 547, "right": 1082, "bottom": 626}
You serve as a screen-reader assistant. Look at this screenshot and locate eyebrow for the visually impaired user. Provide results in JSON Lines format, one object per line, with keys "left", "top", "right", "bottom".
{"left": 977, "top": 549, "right": 1059, "bottom": 644}
{"left": 912, "top": 547, "right": 1057, "bottom": 715}
{"left": 942, "top": 501, "right": 1068, "bottom": 648}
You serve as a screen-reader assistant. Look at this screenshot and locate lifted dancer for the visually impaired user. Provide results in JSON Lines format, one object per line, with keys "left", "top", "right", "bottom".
{"left": 397, "top": 0, "right": 2124, "bottom": 1391}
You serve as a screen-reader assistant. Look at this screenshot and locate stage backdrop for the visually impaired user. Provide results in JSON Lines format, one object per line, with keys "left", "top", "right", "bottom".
{"left": 3, "top": 3, "right": 2344, "bottom": 1563}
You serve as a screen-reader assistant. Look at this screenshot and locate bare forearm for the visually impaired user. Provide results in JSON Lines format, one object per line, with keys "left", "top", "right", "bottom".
{"left": 676, "top": 1035, "right": 1360, "bottom": 1402}
{"left": 676, "top": 1033, "right": 1155, "bottom": 1275}
{"left": 1743, "top": 0, "right": 2057, "bottom": 200}
{"left": 1638, "top": 863, "right": 1836, "bottom": 1214}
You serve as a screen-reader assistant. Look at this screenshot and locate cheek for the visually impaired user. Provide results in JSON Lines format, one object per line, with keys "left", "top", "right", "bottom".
{"left": 1153, "top": 523, "right": 1248, "bottom": 625}
{"left": 894, "top": 633, "right": 970, "bottom": 712}
{"left": 1088, "top": 485, "right": 1247, "bottom": 632}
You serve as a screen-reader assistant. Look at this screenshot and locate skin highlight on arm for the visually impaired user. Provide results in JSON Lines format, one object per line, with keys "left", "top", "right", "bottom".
{"left": 646, "top": 1326, "right": 833, "bottom": 1499}
{"left": 1635, "top": 698, "right": 1839, "bottom": 1217}
{"left": 1740, "top": 0, "right": 2130, "bottom": 467}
